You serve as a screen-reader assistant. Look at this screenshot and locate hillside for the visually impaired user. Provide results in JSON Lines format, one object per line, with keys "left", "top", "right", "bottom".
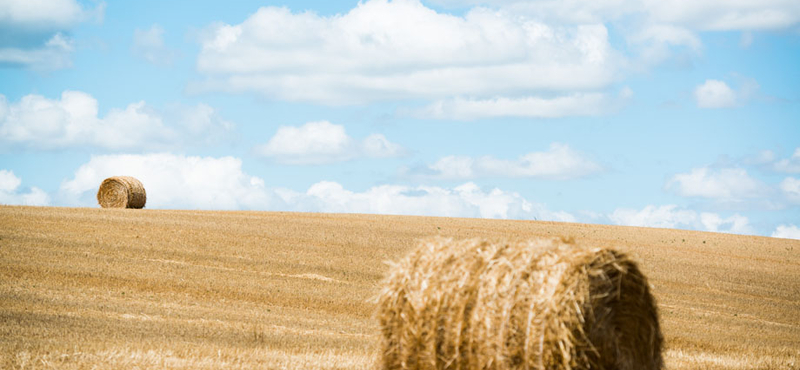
{"left": 1, "top": 206, "right": 798, "bottom": 369}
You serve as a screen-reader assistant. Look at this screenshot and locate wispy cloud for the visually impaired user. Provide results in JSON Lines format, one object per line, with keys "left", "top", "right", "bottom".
{"left": 407, "top": 143, "right": 602, "bottom": 180}
{"left": 427, "top": 0, "right": 800, "bottom": 31}
{"left": 132, "top": 24, "right": 178, "bottom": 65}
{"left": 773, "top": 148, "right": 800, "bottom": 173}
{"left": 665, "top": 167, "right": 771, "bottom": 202}
{"left": 409, "top": 88, "right": 632, "bottom": 120}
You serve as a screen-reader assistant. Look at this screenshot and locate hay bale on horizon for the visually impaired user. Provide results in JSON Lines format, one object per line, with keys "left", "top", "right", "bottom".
{"left": 97, "top": 176, "right": 146, "bottom": 209}
{"left": 377, "top": 237, "right": 663, "bottom": 370}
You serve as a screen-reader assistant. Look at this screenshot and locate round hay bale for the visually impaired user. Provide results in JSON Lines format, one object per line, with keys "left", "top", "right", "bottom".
{"left": 96, "top": 176, "right": 146, "bottom": 209}
{"left": 377, "top": 237, "right": 663, "bottom": 370}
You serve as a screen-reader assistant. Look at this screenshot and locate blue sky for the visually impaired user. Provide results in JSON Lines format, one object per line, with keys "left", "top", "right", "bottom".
{"left": 1, "top": 0, "right": 799, "bottom": 239}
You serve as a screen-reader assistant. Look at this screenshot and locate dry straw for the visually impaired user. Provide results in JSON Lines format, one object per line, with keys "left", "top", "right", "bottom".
{"left": 97, "top": 176, "right": 146, "bottom": 209}
{"left": 377, "top": 237, "right": 663, "bottom": 370}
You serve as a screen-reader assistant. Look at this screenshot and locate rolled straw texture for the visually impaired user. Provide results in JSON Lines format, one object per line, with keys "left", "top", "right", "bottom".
{"left": 96, "top": 176, "right": 147, "bottom": 209}
{"left": 377, "top": 237, "right": 663, "bottom": 370}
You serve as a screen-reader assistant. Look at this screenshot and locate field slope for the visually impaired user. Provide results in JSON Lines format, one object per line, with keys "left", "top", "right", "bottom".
{"left": 1, "top": 206, "right": 798, "bottom": 369}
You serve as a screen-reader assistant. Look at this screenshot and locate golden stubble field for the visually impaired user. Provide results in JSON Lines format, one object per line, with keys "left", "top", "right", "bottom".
{"left": 1, "top": 205, "right": 798, "bottom": 369}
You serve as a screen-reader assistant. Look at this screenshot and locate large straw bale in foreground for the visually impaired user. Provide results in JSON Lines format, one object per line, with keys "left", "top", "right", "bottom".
{"left": 377, "top": 237, "right": 663, "bottom": 370}
{"left": 96, "top": 176, "right": 146, "bottom": 209}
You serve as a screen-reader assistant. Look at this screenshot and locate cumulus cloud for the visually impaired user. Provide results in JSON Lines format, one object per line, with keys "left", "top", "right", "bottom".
{"left": 192, "top": 0, "right": 620, "bottom": 105}
{"left": 694, "top": 77, "right": 760, "bottom": 108}
{"left": 699, "top": 212, "right": 752, "bottom": 234}
{"left": 0, "top": 169, "right": 49, "bottom": 206}
{"left": 0, "top": 0, "right": 104, "bottom": 70}
{"left": 772, "top": 224, "right": 800, "bottom": 240}
{"left": 412, "top": 143, "right": 602, "bottom": 180}
{"left": 411, "top": 88, "right": 632, "bottom": 120}
{"left": 694, "top": 80, "right": 737, "bottom": 108}
{"left": 253, "top": 121, "right": 404, "bottom": 165}
{"left": 132, "top": 24, "right": 178, "bottom": 65}
{"left": 0, "top": 91, "right": 233, "bottom": 150}
{"left": 58, "top": 153, "right": 573, "bottom": 221}
{"left": 609, "top": 204, "right": 753, "bottom": 234}
{"left": 666, "top": 167, "right": 770, "bottom": 202}
{"left": 59, "top": 153, "right": 274, "bottom": 210}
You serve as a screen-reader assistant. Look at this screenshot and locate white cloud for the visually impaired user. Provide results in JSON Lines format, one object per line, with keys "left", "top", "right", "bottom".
{"left": 0, "top": 169, "right": 50, "bottom": 206}
{"left": 667, "top": 1, "right": 800, "bottom": 31}
{"left": 0, "top": 0, "right": 90, "bottom": 29}
{"left": 254, "top": 121, "right": 404, "bottom": 165}
{"left": 291, "top": 181, "right": 575, "bottom": 221}
{"left": 411, "top": 89, "right": 631, "bottom": 120}
{"left": 193, "top": 1, "right": 620, "bottom": 104}
{"left": 773, "top": 148, "right": 800, "bottom": 173}
{"left": 779, "top": 177, "right": 800, "bottom": 204}
{"left": 132, "top": 24, "right": 178, "bottom": 65}
{"left": 58, "top": 153, "right": 572, "bottom": 221}
{"left": 694, "top": 80, "right": 737, "bottom": 108}
{"left": 0, "top": 169, "right": 21, "bottom": 192}
{"left": 362, "top": 133, "right": 406, "bottom": 158}
{"left": 173, "top": 103, "right": 235, "bottom": 144}
{"left": 0, "top": 32, "right": 74, "bottom": 70}
{"left": 772, "top": 224, "right": 800, "bottom": 240}
{"left": 609, "top": 204, "right": 753, "bottom": 234}
{"left": 428, "top": 0, "right": 800, "bottom": 72}
{"left": 609, "top": 204, "right": 698, "bottom": 229}
{"left": 0, "top": 91, "right": 233, "bottom": 150}
{"left": 699, "top": 212, "right": 753, "bottom": 234}
{"left": 632, "top": 24, "right": 702, "bottom": 51}
{"left": 59, "top": 153, "right": 274, "bottom": 210}
{"left": 666, "top": 167, "right": 770, "bottom": 201}
{"left": 428, "top": 0, "right": 800, "bottom": 31}
{"left": 428, "top": 156, "right": 477, "bottom": 179}
{"left": 416, "top": 143, "right": 602, "bottom": 180}
{"left": 0, "top": 0, "right": 103, "bottom": 70}
{"left": 625, "top": 24, "right": 703, "bottom": 66}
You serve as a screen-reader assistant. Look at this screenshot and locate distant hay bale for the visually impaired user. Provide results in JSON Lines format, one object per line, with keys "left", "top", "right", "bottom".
{"left": 377, "top": 237, "right": 663, "bottom": 370}
{"left": 97, "top": 176, "right": 146, "bottom": 209}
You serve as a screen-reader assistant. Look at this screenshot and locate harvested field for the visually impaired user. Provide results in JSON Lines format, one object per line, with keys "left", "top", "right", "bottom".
{"left": 1, "top": 206, "right": 798, "bottom": 369}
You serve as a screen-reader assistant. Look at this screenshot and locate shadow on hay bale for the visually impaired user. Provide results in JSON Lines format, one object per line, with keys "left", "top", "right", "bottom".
{"left": 377, "top": 237, "right": 663, "bottom": 370}
{"left": 96, "top": 176, "right": 146, "bottom": 209}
